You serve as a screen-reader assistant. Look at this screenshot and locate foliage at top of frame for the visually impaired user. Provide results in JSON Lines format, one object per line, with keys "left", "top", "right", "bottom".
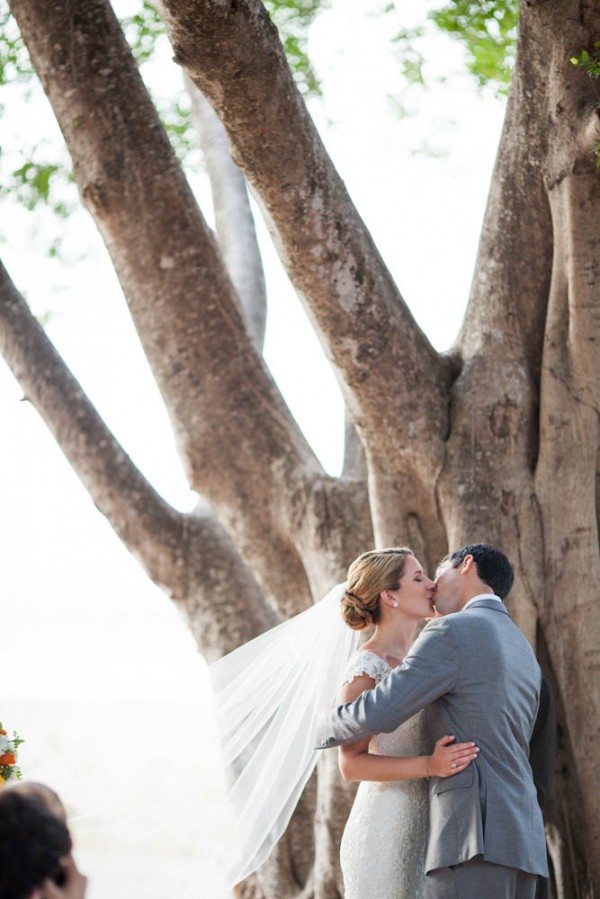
{"left": 265, "top": 0, "right": 325, "bottom": 97}
{"left": 0, "top": 0, "right": 520, "bottom": 233}
{"left": 431, "top": 0, "right": 518, "bottom": 93}
{"left": 390, "top": 0, "right": 518, "bottom": 97}
{"left": 0, "top": 0, "right": 325, "bottom": 230}
{"left": 120, "top": 0, "right": 324, "bottom": 97}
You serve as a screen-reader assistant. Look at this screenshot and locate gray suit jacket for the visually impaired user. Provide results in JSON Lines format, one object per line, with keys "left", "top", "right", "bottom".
{"left": 317, "top": 599, "right": 548, "bottom": 877}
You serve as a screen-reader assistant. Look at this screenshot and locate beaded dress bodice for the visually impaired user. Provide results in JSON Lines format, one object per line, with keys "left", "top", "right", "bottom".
{"left": 339, "top": 651, "right": 428, "bottom": 899}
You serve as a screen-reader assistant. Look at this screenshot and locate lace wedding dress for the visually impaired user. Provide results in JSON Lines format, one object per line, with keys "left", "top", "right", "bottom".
{"left": 339, "top": 650, "right": 429, "bottom": 899}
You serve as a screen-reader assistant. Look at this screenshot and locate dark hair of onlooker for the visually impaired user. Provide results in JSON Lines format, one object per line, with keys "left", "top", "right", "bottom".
{"left": 447, "top": 543, "right": 515, "bottom": 599}
{"left": 0, "top": 789, "right": 71, "bottom": 899}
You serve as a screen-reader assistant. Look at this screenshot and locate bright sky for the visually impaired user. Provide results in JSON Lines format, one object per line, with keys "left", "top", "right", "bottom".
{"left": 0, "top": 2, "right": 506, "bottom": 896}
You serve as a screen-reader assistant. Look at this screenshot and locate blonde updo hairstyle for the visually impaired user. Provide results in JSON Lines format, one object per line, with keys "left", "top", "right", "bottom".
{"left": 341, "top": 547, "right": 414, "bottom": 630}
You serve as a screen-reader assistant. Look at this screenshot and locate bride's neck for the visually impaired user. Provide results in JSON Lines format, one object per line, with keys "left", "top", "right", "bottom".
{"left": 368, "top": 618, "right": 418, "bottom": 663}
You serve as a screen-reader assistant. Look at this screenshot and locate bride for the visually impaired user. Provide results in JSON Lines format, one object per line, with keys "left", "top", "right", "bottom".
{"left": 337, "top": 547, "right": 478, "bottom": 898}
{"left": 209, "top": 546, "right": 478, "bottom": 895}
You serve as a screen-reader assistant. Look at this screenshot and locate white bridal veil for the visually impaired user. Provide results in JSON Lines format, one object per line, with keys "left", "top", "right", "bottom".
{"left": 209, "top": 582, "right": 360, "bottom": 888}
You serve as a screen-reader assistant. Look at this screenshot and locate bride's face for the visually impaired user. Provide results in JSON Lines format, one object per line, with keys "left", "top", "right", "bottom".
{"left": 387, "top": 555, "right": 435, "bottom": 618}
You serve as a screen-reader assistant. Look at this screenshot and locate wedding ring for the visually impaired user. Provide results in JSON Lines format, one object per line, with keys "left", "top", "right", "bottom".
{"left": 450, "top": 761, "right": 458, "bottom": 769}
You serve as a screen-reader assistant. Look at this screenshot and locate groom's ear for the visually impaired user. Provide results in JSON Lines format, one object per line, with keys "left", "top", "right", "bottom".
{"left": 461, "top": 554, "right": 475, "bottom": 575}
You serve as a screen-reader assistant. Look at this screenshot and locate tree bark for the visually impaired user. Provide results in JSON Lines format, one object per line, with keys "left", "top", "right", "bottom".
{"left": 7, "top": 0, "right": 368, "bottom": 613}
{"left": 0, "top": 259, "right": 276, "bottom": 656}
{"left": 441, "top": 1, "right": 600, "bottom": 890}
{"left": 184, "top": 73, "right": 268, "bottom": 352}
{"left": 160, "top": 0, "right": 452, "bottom": 571}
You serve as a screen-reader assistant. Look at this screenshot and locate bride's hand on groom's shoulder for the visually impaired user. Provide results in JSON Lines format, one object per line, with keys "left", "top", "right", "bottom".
{"left": 429, "top": 734, "right": 480, "bottom": 778}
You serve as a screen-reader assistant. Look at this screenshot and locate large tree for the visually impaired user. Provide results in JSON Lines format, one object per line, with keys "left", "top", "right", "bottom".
{"left": 1, "top": 1, "right": 599, "bottom": 897}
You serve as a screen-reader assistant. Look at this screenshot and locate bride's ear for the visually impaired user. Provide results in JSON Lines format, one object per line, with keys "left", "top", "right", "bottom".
{"left": 381, "top": 590, "right": 399, "bottom": 608}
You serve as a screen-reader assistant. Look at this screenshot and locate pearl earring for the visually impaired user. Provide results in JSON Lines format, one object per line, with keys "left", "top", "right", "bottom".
{"left": 392, "top": 600, "right": 399, "bottom": 608}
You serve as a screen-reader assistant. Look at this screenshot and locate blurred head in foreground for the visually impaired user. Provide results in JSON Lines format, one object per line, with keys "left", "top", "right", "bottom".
{"left": 0, "top": 785, "right": 87, "bottom": 899}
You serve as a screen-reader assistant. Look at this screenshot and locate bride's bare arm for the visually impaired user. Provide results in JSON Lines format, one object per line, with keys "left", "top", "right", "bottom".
{"left": 337, "top": 675, "right": 478, "bottom": 783}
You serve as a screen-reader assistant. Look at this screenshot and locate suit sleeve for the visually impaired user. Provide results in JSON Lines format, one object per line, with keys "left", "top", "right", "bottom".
{"left": 529, "top": 675, "right": 557, "bottom": 809}
{"left": 316, "top": 616, "right": 460, "bottom": 748}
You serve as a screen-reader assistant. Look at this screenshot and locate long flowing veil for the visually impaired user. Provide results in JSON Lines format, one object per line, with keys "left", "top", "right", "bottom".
{"left": 209, "top": 582, "right": 360, "bottom": 888}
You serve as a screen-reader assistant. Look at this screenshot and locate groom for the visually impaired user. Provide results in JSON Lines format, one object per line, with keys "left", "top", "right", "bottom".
{"left": 317, "top": 543, "right": 548, "bottom": 899}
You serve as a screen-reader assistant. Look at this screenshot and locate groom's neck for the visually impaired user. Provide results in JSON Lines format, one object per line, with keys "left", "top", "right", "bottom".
{"left": 457, "top": 579, "right": 494, "bottom": 610}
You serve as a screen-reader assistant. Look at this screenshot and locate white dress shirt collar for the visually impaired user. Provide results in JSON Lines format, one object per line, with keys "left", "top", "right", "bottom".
{"left": 463, "top": 593, "right": 503, "bottom": 611}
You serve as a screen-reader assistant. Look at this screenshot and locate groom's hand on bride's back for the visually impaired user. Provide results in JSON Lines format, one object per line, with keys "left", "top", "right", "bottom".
{"left": 428, "top": 735, "right": 479, "bottom": 778}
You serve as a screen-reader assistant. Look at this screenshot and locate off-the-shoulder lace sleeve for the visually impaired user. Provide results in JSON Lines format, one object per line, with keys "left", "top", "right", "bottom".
{"left": 341, "top": 650, "right": 392, "bottom": 686}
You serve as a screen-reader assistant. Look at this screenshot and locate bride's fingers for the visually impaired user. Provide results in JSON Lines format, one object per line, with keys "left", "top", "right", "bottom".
{"left": 452, "top": 745, "right": 480, "bottom": 758}
{"left": 457, "top": 753, "right": 478, "bottom": 764}
{"left": 447, "top": 753, "right": 478, "bottom": 773}
{"left": 432, "top": 737, "right": 479, "bottom": 777}
{"left": 450, "top": 753, "right": 479, "bottom": 767}
{"left": 435, "top": 735, "right": 457, "bottom": 746}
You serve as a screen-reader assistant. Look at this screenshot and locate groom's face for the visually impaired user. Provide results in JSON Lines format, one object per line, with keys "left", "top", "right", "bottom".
{"left": 433, "top": 559, "right": 463, "bottom": 615}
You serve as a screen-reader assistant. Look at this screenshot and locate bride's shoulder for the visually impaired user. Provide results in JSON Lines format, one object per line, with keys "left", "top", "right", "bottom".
{"left": 341, "top": 649, "right": 392, "bottom": 686}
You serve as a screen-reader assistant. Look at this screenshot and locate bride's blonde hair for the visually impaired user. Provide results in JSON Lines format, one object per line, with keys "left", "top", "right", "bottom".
{"left": 341, "top": 547, "right": 414, "bottom": 630}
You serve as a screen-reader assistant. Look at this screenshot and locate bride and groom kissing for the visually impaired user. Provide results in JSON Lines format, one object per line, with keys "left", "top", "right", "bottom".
{"left": 212, "top": 542, "right": 550, "bottom": 899}
{"left": 317, "top": 543, "right": 549, "bottom": 899}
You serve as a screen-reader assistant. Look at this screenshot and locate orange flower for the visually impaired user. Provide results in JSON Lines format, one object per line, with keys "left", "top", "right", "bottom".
{"left": 0, "top": 753, "right": 15, "bottom": 766}
{"left": 0, "top": 730, "right": 6, "bottom": 735}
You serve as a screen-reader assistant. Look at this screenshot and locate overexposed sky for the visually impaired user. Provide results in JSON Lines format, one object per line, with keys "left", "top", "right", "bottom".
{"left": 1, "top": 2, "right": 506, "bottom": 895}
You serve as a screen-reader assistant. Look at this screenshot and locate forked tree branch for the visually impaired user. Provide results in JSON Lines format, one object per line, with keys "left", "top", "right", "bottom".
{"left": 457, "top": 7, "right": 554, "bottom": 379}
{"left": 158, "top": 0, "right": 454, "bottom": 565}
{"left": 8, "top": 0, "right": 333, "bottom": 604}
{"left": 160, "top": 0, "right": 452, "bottom": 454}
{"left": 432, "top": 2, "right": 557, "bottom": 594}
{"left": 0, "top": 259, "right": 277, "bottom": 653}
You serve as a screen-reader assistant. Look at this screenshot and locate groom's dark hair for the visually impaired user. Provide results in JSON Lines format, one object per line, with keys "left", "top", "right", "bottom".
{"left": 448, "top": 543, "right": 514, "bottom": 599}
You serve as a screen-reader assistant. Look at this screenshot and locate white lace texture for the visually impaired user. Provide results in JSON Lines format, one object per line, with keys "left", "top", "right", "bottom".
{"left": 339, "top": 650, "right": 429, "bottom": 899}
{"left": 341, "top": 649, "right": 394, "bottom": 686}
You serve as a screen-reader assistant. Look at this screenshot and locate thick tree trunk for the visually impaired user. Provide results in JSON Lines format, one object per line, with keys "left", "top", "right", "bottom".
{"left": 440, "top": 2, "right": 600, "bottom": 892}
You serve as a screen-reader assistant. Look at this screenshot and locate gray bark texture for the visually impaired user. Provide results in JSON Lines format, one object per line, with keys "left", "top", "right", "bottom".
{"left": 2, "top": 0, "right": 600, "bottom": 896}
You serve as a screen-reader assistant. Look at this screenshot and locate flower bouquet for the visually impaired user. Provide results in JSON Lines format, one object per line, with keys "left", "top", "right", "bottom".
{"left": 0, "top": 722, "right": 24, "bottom": 784}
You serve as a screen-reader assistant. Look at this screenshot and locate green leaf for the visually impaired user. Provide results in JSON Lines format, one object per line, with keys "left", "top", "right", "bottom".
{"left": 429, "top": 0, "right": 518, "bottom": 94}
